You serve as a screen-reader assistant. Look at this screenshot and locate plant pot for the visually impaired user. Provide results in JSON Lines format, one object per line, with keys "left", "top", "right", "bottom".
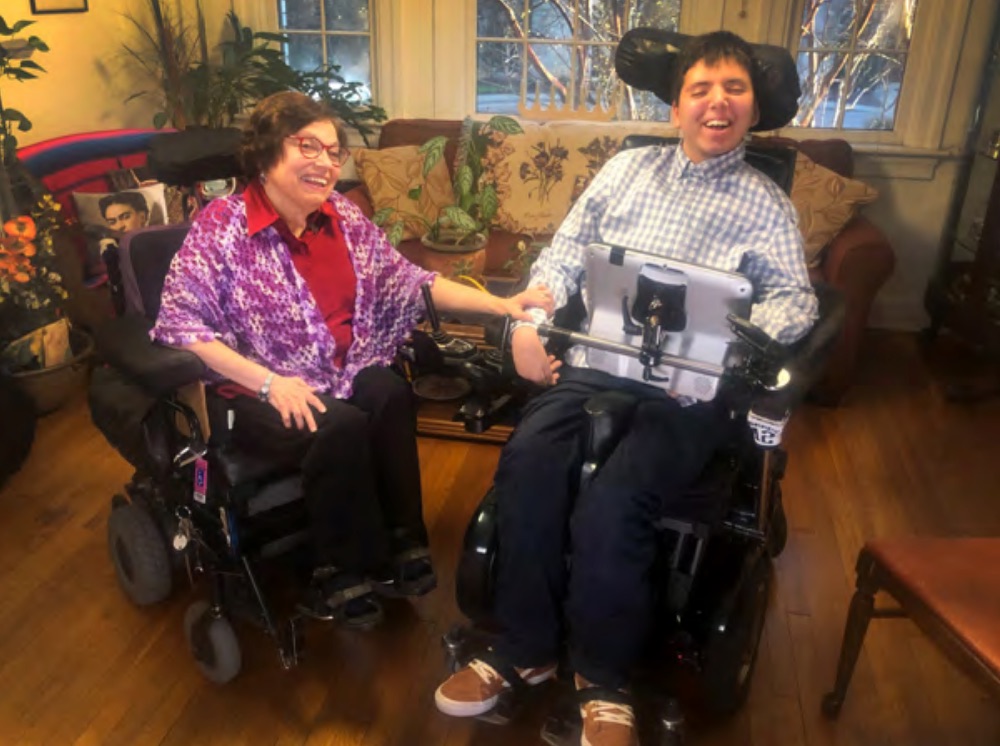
{"left": 419, "top": 232, "right": 488, "bottom": 282}
{"left": 11, "top": 328, "right": 95, "bottom": 415}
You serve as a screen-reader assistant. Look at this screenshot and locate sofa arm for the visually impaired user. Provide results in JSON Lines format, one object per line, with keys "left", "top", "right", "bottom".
{"left": 813, "top": 215, "right": 896, "bottom": 405}
{"left": 341, "top": 184, "right": 375, "bottom": 219}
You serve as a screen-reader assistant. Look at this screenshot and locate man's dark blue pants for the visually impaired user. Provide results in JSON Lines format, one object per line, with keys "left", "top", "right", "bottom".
{"left": 494, "top": 367, "right": 734, "bottom": 690}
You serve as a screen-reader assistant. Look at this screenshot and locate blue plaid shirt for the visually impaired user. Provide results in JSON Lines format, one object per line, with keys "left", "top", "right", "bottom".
{"left": 523, "top": 142, "right": 818, "bottom": 364}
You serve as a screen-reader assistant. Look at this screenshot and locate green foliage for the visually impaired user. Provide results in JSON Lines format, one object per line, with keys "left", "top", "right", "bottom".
{"left": 374, "top": 115, "right": 523, "bottom": 248}
{"left": 0, "top": 15, "right": 49, "bottom": 163}
{"left": 123, "top": 1, "right": 386, "bottom": 141}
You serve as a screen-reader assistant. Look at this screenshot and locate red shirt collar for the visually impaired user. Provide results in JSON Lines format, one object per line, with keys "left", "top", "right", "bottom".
{"left": 244, "top": 179, "right": 337, "bottom": 237}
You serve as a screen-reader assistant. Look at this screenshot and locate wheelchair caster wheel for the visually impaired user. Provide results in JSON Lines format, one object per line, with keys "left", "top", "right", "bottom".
{"left": 184, "top": 600, "right": 242, "bottom": 684}
{"left": 108, "top": 502, "right": 173, "bottom": 606}
{"left": 821, "top": 692, "right": 843, "bottom": 719}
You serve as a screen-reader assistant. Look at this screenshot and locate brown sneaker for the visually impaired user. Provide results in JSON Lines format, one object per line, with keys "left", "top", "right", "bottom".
{"left": 435, "top": 657, "right": 557, "bottom": 717}
{"left": 577, "top": 675, "right": 638, "bottom": 746}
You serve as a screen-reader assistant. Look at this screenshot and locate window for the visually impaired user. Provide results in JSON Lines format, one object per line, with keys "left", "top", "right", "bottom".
{"left": 793, "top": 0, "right": 919, "bottom": 131}
{"left": 475, "top": 0, "right": 682, "bottom": 120}
{"left": 276, "top": 0, "right": 375, "bottom": 101}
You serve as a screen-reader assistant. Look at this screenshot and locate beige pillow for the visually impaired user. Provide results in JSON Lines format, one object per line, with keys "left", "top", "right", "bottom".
{"left": 791, "top": 151, "right": 878, "bottom": 266}
{"left": 354, "top": 145, "right": 455, "bottom": 240}
{"left": 467, "top": 118, "right": 672, "bottom": 236}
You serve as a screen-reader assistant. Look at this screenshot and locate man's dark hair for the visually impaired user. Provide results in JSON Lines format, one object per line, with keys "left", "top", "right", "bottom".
{"left": 240, "top": 91, "right": 347, "bottom": 179}
{"left": 99, "top": 190, "right": 149, "bottom": 220}
{"left": 671, "top": 30, "right": 759, "bottom": 104}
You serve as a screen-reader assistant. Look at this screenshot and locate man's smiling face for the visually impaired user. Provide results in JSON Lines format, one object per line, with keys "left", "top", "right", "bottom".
{"left": 672, "top": 57, "right": 759, "bottom": 163}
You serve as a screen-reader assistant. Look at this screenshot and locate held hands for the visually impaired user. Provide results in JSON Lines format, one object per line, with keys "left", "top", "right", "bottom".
{"left": 511, "top": 326, "right": 561, "bottom": 386}
{"left": 266, "top": 374, "right": 327, "bottom": 432}
{"left": 498, "top": 284, "right": 555, "bottom": 321}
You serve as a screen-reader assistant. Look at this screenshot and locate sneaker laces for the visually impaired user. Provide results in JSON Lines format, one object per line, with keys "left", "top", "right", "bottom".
{"left": 468, "top": 659, "right": 502, "bottom": 687}
{"left": 587, "top": 700, "right": 635, "bottom": 727}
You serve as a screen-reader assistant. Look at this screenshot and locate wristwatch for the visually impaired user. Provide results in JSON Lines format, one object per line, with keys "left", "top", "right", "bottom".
{"left": 258, "top": 372, "right": 275, "bottom": 402}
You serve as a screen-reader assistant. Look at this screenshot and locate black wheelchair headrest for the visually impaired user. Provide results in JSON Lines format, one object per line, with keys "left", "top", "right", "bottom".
{"left": 615, "top": 28, "right": 801, "bottom": 132}
{"left": 620, "top": 134, "right": 797, "bottom": 195}
{"left": 117, "top": 224, "right": 191, "bottom": 321}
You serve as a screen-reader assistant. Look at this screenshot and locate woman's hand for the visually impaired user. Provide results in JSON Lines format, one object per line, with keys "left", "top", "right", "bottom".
{"left": 498, "top": 284, "right": 555, "bottom": 320}
{"left": 267, "top": 375, "right": 327, "bottom": 432}
{"left": 511, "top": 326, "right": 561, "bottom": 386}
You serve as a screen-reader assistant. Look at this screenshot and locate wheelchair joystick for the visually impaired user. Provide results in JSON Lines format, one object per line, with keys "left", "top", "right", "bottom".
{"left": 419, "top": 283, "right": 479, "bottom": 362}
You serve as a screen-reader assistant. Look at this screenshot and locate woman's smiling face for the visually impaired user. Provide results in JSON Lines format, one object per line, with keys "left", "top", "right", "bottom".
{"left": 263, "top": 120, "right": 342, "bottom": 216}
{"left": 672, "top": 57, "right": 759, "bottom": 163}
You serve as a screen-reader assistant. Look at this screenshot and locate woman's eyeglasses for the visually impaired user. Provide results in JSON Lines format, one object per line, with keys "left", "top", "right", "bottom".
{"left": 286, "top": 135, "right": 351, "bottom": 165}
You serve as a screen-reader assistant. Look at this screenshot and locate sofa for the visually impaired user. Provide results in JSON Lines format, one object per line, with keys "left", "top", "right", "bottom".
{"left": 342, "top": 118, "right": 896, "bottom": 405}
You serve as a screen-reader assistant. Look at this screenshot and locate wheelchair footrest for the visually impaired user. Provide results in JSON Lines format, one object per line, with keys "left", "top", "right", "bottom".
{"left": 539, "top": 694, "right": 581, "bottom": 746}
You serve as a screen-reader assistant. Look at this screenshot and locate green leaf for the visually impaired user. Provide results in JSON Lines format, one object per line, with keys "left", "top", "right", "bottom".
{"left": 407, "top": 186, "right": 423, "bottom": 201}
{"left": 10, "top": 69, "right": 38, "bottom": 80}
{"left": 441, "top": 206, "right": 478, "bottom": 232}
{"left": 0, "top": 18, "right": 14, "bottom": 35}
{"left": 419, "top": 136, "right": 447, "bottom": 177}
{"left": 454, "top": 164, "right": 473, "bottom": 199}
{"left": 488, "top": 115, "right": 523, "bottom": 135}
{"left": 372, "top": 207, "right": 395, "bottom": 226}
{"left": 12, "top": 20, "right": 36, "bottom": 34}
{"left": 387, "top": 221, "right": 405, "bottom": 247}
{"left": 27, "top": 36, "right": 48, "bottom": 52}
{"left": 480, "top": 184, "right": 499, "bottom": 223}
{"left": 254, "top": 31, "right": 288, "bottom": 43}
{"left": 153, "top": 111, "right": 170, "bottom": 129}
{"left": 18, "top": 60, "right": 45, "bottom": 72}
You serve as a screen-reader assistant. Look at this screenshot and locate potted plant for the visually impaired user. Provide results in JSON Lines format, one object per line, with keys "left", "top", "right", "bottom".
{"left": 0, "top": 16, "right": 91, "bottom": 414}
{"left": 374, "top": 115, "right": 524, "bottom": 280}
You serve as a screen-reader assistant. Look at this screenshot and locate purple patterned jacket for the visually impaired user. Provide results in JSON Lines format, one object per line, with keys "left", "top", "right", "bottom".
{"left": 152, "top": 190, "right": 435, "bottom": 399}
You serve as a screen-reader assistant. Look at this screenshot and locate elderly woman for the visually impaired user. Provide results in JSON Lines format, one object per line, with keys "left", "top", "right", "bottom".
{"left": 152, "top": 92, "right": 552, "bottom": 628}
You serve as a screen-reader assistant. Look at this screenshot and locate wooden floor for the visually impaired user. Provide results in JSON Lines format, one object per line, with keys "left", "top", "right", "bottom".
{"left": 1, "top": 331, "right": 999, "bottom": 746}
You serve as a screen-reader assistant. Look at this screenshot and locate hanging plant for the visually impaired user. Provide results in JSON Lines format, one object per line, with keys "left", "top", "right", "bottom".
{"left": 0, "top": 15, "right": 49, "bottom": 165}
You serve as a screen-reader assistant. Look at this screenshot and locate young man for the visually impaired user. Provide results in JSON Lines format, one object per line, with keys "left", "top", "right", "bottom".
{"left": 434, "top": 31, "right": 817, "bottom": 746}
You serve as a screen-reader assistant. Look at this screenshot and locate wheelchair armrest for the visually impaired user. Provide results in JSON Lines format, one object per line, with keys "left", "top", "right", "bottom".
{"left": 583, "top": 390, "right": 640, "bottom": 466}
{"left": 93, "top": 315, "right": 207, "bottom": 397}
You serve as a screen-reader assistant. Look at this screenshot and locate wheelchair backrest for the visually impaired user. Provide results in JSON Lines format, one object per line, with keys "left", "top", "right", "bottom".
{"left": 116, "top": 224, "right": 191, "bottom": 320}
{"left": 619, "top": 135, "right": 797, "bottom": 196}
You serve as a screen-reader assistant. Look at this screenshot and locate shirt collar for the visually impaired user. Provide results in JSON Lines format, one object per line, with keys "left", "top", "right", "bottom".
{"left": 244, "top": 179, "right": 337, "bottom": 237}
{"left": 671, "top": 141, "right": 747, "bottom": 182}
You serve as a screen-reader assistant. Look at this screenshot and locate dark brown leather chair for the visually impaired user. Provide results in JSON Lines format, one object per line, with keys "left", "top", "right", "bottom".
{"left": 823, "top": 537, "right": 1000, "bottom": 718}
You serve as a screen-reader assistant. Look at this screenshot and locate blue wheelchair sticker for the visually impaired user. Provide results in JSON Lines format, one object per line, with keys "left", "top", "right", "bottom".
{"left": 193, "top": 458, "right": 208, "bottom": 504}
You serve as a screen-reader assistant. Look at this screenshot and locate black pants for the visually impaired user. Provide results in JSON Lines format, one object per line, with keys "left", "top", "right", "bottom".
{"left": 224, "top": 366, "right": 426, "bottom": 574}
{"left": 493, "top": 367, "right": 734, "bottom": 690}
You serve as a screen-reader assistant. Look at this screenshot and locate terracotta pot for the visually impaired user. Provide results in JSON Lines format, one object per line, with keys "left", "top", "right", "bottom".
{"left": 12, "top": 328, "right": 95, "bottom": 415}
{"left": 419, "top": 232, "right": 488, "bottom": 282}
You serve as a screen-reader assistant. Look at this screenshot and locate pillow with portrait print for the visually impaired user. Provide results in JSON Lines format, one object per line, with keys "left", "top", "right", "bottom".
{"left": 354, "top": 145, "right": 455, "bottom": 241}
{"left": 790, "top": 151, "right": 879, "bottom": 266}
{"left": 71, "top": 183, "right": 170, "bottom": 283}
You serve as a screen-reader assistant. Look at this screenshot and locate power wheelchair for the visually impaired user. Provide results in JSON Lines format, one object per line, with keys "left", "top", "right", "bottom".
{"left": 90, "top": 223, "right": 336, "bottom": 684}
{"left": 429, "top": 143, "right": 843, "bottom": 746}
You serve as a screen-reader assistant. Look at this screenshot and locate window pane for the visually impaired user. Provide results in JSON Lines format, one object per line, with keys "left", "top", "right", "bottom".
{"left": 478, "top": 0, "right": 522, "bottom": 39}
{"left": 326, "top": 35, "right": 372, "bottom": 101}
{"left": 574, "top": 44, "right": 618, "bottom": 112}
{"left": 632, "top": 0, "right": 681, "bottom": 30}
{"left": 842, "top": 53, "right": 904, "bottom": 129}
{"left": 800, "top": 0, "right": 856, "bottom": 49}
{"left": 858, "top": 0, "right": 916, "bottom": 50}
{"left": 279, "top": 0, "right": 321, "bottom": 31}
{"left": 477, "top": 41, "right": 522, "bottom": 113}
{"left": 527, "top": 42, "right": 572, "bottom": 108}
{"left": 795, "top": 51, "right": 847, "bottom": 128}
{"left": 324, "top": 0, "right": 369, "bottom": 32}
{"left": 529, "top": 1, "right": 572, "bottom": 41}
{"left": 621, "top": 89, "right": 671, "bottom": 121}
{"left": 285, "top": 33, "right": 324, "bottom": 70}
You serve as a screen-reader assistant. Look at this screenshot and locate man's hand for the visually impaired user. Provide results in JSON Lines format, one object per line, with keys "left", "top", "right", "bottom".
{"left": 498, "top": 284, "right": 555, "bottom": 320}
{"left": 267, "top": 375, "right": 327, "bottom": 432}
{"left": 511, "top": 326, "right": 561, "bottom": 386}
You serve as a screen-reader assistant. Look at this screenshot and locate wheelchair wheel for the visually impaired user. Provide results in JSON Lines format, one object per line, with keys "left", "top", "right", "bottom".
{"left": 107, "top": 502, "right": 173, "bottom": 606}
{"left": 767, "top": 486, "right": 788, "bottom": 558}
{"left": 699, "top": 553, "right": 772, "bottom": 716}
{"left": 184, "top": 600, "right": 242, "bottom": 684}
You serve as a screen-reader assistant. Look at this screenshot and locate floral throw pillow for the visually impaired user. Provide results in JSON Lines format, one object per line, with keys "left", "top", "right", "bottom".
{"left": 790, "top": 152, "right": 879, "bottom": 266}
{"left": 464, "top": 117, "right": 672, "bottom": 236}
{"left": 354, "top": 145, "right": 455, "bottom": 241}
